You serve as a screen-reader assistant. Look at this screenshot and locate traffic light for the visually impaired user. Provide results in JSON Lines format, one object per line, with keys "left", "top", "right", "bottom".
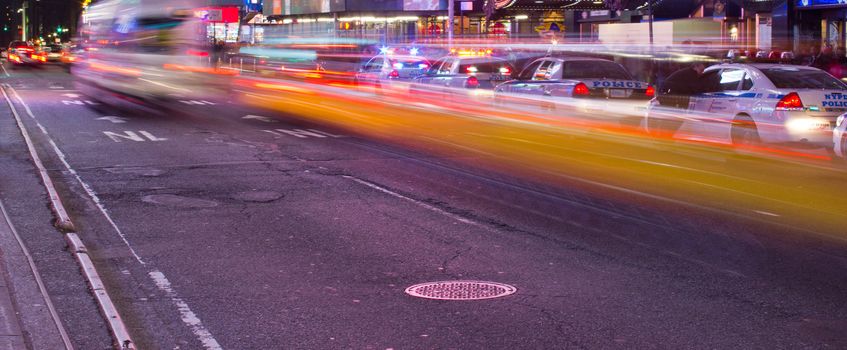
{"left": 3, "top": 26, "right": 7, "bottom": 32}
{"left": 56, "top": 26, "right": 62, "bottom": 33}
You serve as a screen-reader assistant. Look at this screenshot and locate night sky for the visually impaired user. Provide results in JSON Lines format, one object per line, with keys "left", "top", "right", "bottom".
{"left": 1, "top": 0, "right": 84, "bottom": 44}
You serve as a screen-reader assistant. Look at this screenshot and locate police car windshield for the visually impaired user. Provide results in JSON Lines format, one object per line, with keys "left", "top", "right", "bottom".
{"left": 562, "top": 61, "right": 631, "bottom": 80}
{"left": 761, "top": 68, "right": 847, "bottom": 90}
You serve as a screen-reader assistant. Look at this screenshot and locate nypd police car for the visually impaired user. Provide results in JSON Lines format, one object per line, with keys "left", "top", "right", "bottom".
{"left": 412, "top": 55, "right": 516, "bottom": 90}
{"left": 647, "top": 63, "right": 847, "bottom": 148}
{"left": 494, "top": 57, "right": 654, "bottom": 101}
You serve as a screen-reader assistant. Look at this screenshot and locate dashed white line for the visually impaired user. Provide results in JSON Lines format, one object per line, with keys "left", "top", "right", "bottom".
{"left": 0, "top": 62, "right": 10, "bottom": 77}
{"left": 344, "top": 175, "right": 482, "bottom": 227}
{"left": 149, "top": 271, "right": 223, "bottom": 350}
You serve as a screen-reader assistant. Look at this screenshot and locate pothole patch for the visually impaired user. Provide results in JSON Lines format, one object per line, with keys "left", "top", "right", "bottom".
{"left": 405, "top": 281, "right": 517, "bottom": 301}
{"left": 232, "top": 191, "right": 284, "bottom": 203}
{"left": 141, "top": 194, "right": 218, "bottom": 208}
{"left": 104, "top": 167, "right": 166, "bottom": 177}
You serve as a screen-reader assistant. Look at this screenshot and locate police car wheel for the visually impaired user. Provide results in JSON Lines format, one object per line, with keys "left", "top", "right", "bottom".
{"left": 840, "top": 133, "right": 847, "bottom": 159}
{"left": 731, "top": 116, "right": 760, "bottom": 146}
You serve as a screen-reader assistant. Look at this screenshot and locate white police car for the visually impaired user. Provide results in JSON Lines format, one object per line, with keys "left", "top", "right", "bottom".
{"left": 647, "top": 64, "right": 847, "bottom": 148}
{"left": 495, "top": 57, "right": 654, "bottom": 100}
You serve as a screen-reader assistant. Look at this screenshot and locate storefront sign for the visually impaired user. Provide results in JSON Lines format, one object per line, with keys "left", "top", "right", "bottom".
{"left": 196, "top": 7, "right": 239, "bottom": 23}
{"left": 797, "top": 0, "right": 847, "bottom": 8}
{"left": 590, "top": 10, "right": 610, "bottom": 17}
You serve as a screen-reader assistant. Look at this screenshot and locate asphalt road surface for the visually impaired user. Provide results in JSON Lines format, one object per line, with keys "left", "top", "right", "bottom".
{"left": 2, "top": 64, "right": 847, "bottom": 349}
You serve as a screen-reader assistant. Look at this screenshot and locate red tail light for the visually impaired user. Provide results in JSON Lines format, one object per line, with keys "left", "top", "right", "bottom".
{"left": 645, "top": 85, "right": 655, "bottom": 97}
{"left": 573, "top": 82, "right": 590, "bottom": 96}
{"left": 466, "top": 76, "right": 480, "bottom": 88}
{"left": 776, "top": 92, "right": 803, "bottom": 110}
{"left": 186, "top": 49, "right": 209, "bottom": 57}
{"left": 499, "top": 66, "right": 511, "bottom": 75}
{"left": 389, "top": 70, "right": 400, "bottom": 78}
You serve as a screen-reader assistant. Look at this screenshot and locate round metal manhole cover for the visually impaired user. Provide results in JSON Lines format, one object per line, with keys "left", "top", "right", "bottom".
{"left": 405, "top": 280, "right": 517, "bottom": 301}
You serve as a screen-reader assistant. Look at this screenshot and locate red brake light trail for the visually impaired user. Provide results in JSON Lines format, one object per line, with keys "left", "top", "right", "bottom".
{"left": 573, "top": 83, "right": 590, "bottom": 96}
{"left": 776, "top": 92, "right": 803, "bottom": 110}
{"left": 466, "top": 76, "right": 480, "bottom": 88}
{"left": 389, "top": 70, "right": 400, "bottom": 78}
{"left": 646, "top": 85, "right": 655, "bottom": 97}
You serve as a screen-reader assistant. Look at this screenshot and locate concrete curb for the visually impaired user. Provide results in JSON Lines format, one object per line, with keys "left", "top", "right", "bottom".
{"left": 66, "top": 233, "right": 134, "bottom": 350}
{"left": 1, "top": 84, "right": 75, "bottom": 232}
{"left": 2, "top": 84, "right": 136, "bottom": 350}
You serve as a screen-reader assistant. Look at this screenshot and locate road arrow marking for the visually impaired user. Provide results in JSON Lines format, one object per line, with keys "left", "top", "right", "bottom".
{"left": 242, "top": 115, "right": 276, "bottom": 123}
{"left": 96, "top": 116, "right": 127, "bottom": 124}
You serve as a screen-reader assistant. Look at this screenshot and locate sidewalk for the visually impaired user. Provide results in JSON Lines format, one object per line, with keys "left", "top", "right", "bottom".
{"left": 0, "top": 200, "right": 68, "bottom": 350}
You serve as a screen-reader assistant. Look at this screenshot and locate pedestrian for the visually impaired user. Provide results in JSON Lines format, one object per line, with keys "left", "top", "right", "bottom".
{"left": 815, "top": 43, "right": 833, "bottom": 69}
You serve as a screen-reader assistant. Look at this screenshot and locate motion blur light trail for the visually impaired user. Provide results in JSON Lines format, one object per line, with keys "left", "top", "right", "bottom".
{"left": 237, "top": 76, "right": 847, "bottom": 239}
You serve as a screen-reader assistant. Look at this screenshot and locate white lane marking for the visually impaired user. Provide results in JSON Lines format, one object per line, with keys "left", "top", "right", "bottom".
{"left": 62, "top": 100, "right": 97, "bottom": 105}
{"left": 149, "top": 271, "right": 223, "bottom": 350}
{"left": 0, "top": 63, "right": 9, "bottom": 77}
{"left": 754, "top": 210, "right": 780, "bottom": 217}
{"left": 103, "top": 130, "right": 167, "bottom": 142}
{"left": 179, "top": 100, "right": 216, "bottom": 105}
{"left": 241, "top": 114, "right": 277, "bottom": 123}
{"left": 9, "top": 85, "right": 223, "bottom": 349}
{"left": 96, "top": 116, "right": 127, "bottom": 124}
{"left": 344, "top": 176, "right": 482, "bottom": 227}
{"left": 61, "top": 93, "right": 80, "bottom": 98}
{"left": 263, "top": 128, "right": 344, "bottom": 139}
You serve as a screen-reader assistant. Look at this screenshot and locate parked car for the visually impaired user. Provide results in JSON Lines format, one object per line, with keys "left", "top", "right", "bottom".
{"left": 646, "top": 64, "right": 847, "bottom": 148}
{"left": 6, "top": 41, "right": 45, "bottom": 67}
{"left": 412, "top": 55, "right": 515, "bottom": 91}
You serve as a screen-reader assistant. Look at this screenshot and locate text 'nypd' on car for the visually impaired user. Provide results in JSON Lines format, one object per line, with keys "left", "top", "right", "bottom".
{"left": 494, "top": 57, "right": 654, "bottom": 101}
{"left": 647, "top": 64, "right": 847, "bottom": 148}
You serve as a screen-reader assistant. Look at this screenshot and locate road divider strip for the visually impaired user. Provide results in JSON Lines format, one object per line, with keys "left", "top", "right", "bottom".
{"left": 1, "top": 84, "right": 74, "bottom": 231}
{"left": 1, "top": 84, "right": 136, "bottom": 350}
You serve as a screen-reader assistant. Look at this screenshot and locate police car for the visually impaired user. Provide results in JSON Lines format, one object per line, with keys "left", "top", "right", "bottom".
{"left": 354, "top": 54, "right": 431, "bottom": 88}
{"left": 494, "top": 57, "right": 654, "bottom": 100}
{"left": 493, "top": 57, "right": 653, "bottom": 125}
{"left": 646, "top": 64, "right": 847, "bottom": 148}
{"left": 412, "top": 54, "right": 515, "bottom": 90}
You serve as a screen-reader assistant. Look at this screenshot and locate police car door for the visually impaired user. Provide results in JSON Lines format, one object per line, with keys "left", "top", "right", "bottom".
{"left": 438, "top": 58, "right": 459, "bottom": 87}
{"left": 505, "top": 60, "right": 544, "bottom": 95}
{"left": 698, "top": 68, "right": 749, "bottom": 139}
{"left": 418, "top": 58, "right": 446, "bottom": 86}
{"left": 525, "top": 59, "right": 556, "bottom": 96}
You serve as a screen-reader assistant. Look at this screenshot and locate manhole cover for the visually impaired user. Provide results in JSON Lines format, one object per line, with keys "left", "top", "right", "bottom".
{"left": 405, "top": 281, "right": 516, "bottom": 301}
